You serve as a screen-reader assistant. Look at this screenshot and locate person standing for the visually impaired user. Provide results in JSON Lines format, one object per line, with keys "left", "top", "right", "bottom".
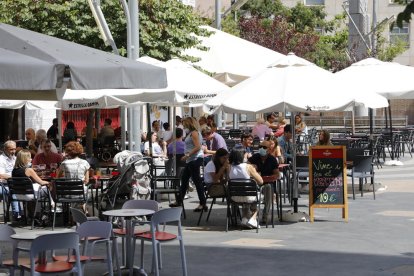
{"left": 47, "top": 118, "right": 59, "bottom": 141}
{"left": 171, "top": 117, "right": 206, "bottom": 212}
{"left": 0, "top": 140, "right": 21, "bottom": 219}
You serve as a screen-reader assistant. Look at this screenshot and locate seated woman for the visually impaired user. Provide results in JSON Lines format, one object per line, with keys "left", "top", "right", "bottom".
{"left": 316, "top": 129, "right": 333, "bottom": 146}
{"left": 228, "top": 148, "right": 263, "bottom": 229}
{"left": 144, "top": 132, "right": 167, "bottom": 158}
{"left": 204, "top": 148, "right": 229, "bottom": 197}
{"left": 267, "top": 137, "right": 284, "bottom": 164}
{"left": 12, "top": 149, "right": 52, "bottom": 219}
{"left": 57, "top": 141, "right": 90, "bottom": 211}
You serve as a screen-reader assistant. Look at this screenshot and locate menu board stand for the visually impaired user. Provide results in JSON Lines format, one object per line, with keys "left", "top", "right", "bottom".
{"left": 309, "top": 146, "right": 348, "bottom": 222}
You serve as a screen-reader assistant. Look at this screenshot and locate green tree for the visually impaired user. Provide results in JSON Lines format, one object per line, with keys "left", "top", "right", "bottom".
{"left": 0, "top": 0, "right": 208, "bottom": 61}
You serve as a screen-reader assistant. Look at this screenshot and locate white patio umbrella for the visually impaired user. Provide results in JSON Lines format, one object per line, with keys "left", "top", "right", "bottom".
{"left": 183, "top": 25, "right": 285, "bottom": 86}
{"left": 117, "top": 56, "right": 229, "bottom": 106}
{"left": 216, "top": 53, "right": 358, "bottom": 114}
{"left": 0, "top": 99, "right": 58, "bottom": 110}
{"left": 335, "top": 58, "right": 414, "bottom": 99}
{"left": 336, "top": 57, "right": 414, "bottom": 163}
{"left": 0, "top": 23, "right": 167, "bottom": 100}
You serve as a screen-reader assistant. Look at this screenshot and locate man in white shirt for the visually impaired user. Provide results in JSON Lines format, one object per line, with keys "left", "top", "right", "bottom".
{"left": 0, "top": 140, "right": 21, "bottom": 219}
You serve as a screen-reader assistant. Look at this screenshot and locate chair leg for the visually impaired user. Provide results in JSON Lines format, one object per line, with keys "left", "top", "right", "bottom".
{"left": 152, "top": 240, "right": 159, "bottom": 276}
{"left": 179, "top": 238, "right": 188, "bottom": 276}
{"left": 157, "top": 242, "right": 162, "bottom": 270}
{"left": 111, "top": 237, "right": 121, "bottom": 276}
{"left": 206, "top": 198, "right": 216, "bottom": 222}
{"left": 106, "top": 241, "right": 114, "bottom": 276}
{"left": 140, "top": 239, "right": 145, "bottom": 270}
{"left": 351, "top": 175, "right": 355, "bottom": 200}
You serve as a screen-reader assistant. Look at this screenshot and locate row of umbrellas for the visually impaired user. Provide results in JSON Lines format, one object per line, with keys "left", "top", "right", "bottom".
{"left": 1, "top": 22, "right": 414, "bottom": 117}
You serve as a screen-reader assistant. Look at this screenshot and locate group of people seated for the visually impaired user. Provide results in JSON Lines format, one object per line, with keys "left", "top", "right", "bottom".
{"left": 0, "top": 138, "right": 91, "bottom": 223}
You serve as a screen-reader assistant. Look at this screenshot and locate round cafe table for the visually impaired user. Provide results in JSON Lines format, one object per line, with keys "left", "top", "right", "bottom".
{"left": 103, "top": 209, "right": 155, "bottom": 276}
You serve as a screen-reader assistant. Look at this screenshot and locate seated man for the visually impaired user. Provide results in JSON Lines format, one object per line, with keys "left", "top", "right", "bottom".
{"left": 98, "top": 118, "right": 115, "bottom": 146}
{"left": 0, "top": 140, "right": 21, "bottom": 219}
{"left": 248, "top": 140, "right": 279, "bottom": 224}
{"left": 278, "top": 124, "right": 293, "bottom": 164}
{"left": 36, "top": 129, "right": 58, "bottom": 153}
{"left": 32, "top": 139, "right": 63, "bottom": 170}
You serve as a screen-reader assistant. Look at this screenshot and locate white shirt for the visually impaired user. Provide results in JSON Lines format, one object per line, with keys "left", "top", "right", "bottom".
{"left": 144, "top": 141, "right": 163, "bottom": 157}
{"left": 0, "top": 153, "right": 16, "bottom": 177}
{"left": 204, "top": 161, "right": 216, "bottom": 184}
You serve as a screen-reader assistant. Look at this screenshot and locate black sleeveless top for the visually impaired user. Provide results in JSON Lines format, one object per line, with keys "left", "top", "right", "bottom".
{"left": 12, "top": 167, "right": 27, "bottom": 177}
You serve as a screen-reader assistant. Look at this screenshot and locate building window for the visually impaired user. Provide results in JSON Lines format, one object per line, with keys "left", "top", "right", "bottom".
{"left": 390, "top": 22, "right": 410, "bottom": 47}
{"left": 304, "top": 0, "right": 324, "bottom": 6}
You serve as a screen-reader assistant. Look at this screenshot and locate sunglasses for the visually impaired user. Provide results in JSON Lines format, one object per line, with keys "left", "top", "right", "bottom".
{"left": 259, "top": 145, "right": 268, "bottom": 149}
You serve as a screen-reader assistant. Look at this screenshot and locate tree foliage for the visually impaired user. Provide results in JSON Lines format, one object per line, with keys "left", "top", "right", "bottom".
{"left": 0, "top": 0, "right": 208, "bottom": 61}
{"left": 394, "top": 0, "right": 414, "bottom": 28}
{"left": 225, "top": 0, "right": 405, "bottom": 71}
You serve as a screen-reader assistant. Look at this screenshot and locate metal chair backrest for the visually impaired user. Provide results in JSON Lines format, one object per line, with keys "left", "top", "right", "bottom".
{"left": 0, "top": 224, "right": 16, "bottom": 245}
{"left": 352, "top": 155, "right": 374, "bottom": 173}
{"left": 6, "top": 177, "right": 35, "bottom": 198}
{"left": 30, "top": 232, "right": 82, "bottom": 276}
{"left": 77, "top": 221, "right": 112, "bottom": 240}
{"left": 70, "top": 207, "right": 88, "bottom": 226}
{"left": 150, "top": 207, "right": 182, "bottom": 227}
{"left": 346, "top": 148, "right": 365, "bottom": 162}
{"left": 54, "top": 178, "right": 85, "bottom": 201}
{"left": 227, "top": 179, "right": 259, "bottom": 198}
{"left": 122, "top": 199, "right": 159, "bottom": 212}
{"left": 296, "top": 155, "right": 309, "bottom": 169}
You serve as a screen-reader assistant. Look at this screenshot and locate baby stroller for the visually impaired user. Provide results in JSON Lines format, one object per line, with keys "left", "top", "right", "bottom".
{"left": 99, "top": 151, "right": 150, "bottom": 215}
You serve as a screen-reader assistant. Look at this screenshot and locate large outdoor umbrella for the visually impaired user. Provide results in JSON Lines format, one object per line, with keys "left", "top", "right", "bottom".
{"left": 216, "top": 53, "right": 358, "bottom": 114}
{"left": 335, "top": 57, "right": 414, "bottom": 161}
{"left": 183, "top": 25, "right": 285, "bottom": 86}
{"left": 0, "top": 23, "right": 167, "bottom": 100}
{"left": 118, "top": 56, "right": 229, "bottom": 106}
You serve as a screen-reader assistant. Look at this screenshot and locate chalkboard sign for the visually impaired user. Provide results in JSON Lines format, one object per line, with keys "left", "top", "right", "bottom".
{"left": 309, "top": 146, "right": 348, "bottom": 222}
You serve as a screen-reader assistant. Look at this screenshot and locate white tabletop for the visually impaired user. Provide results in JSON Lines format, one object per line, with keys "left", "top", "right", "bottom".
{"left": 11, "top": 229, "right": 75, "bottom": 241}
{"left": 102, "top": 208, "right": 155, "bottom": 218}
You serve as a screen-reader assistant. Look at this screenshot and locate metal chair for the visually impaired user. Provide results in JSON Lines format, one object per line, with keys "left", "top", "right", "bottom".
{"left": 134, "top": 208, "right": 187, "bottom": 276}
{"left": 347, "top": 155, "right": 375, "bottom": 200}
{"left": 20, "top": 232, "right": 83, "bottom": 276}
{"left": 0, "top": 224, "right": 30, "bottom": 275}
{"left": 113, "top": 200, "right": 159, "bottom": 266}
{"left": 226, "top": 179, "right": 261, "bottom": 233}
{"left": 197, "top": 181, "right": 227, "bottom": 226}
{"left": 52, "top": 178, "right": 87, "bottom": 230}
{"left": 7, "top": 177, "right": 49, "bottom": 229}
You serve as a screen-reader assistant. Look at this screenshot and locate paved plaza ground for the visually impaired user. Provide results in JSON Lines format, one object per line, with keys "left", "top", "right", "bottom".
{"left": 2, "top": 154, "right": 414, "bottom": 276}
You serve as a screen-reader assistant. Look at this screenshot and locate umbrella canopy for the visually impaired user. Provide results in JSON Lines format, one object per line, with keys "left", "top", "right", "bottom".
{"left": 335, "top": 57, "right": 414, "bottom": 99}
{"left": 117, "top": 56, "right": 229, "bottom": 107}
{"left": 0, "top": 23, "right": 167, "bottom": 100}
{"left": 183, "top": 25, "right": 285, "bottom": 86}
{"left": 0, "top": 99, "right": 57, "bottom": 110}
{"left": 211, "top": 53, "right": 360, "bottom": 114}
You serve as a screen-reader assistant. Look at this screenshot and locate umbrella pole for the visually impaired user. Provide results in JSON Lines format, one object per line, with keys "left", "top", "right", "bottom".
{"left": 291, "top": 112, "right": 298, "bottom": 213}
{"left": 388, "top": 100, "right": 394, "bottom": 160}
{"left": 146, "top": 103, "right": 153, "bottom": 157}
{"left": 369, "top": 108, "right": 374, "bottom": 155}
